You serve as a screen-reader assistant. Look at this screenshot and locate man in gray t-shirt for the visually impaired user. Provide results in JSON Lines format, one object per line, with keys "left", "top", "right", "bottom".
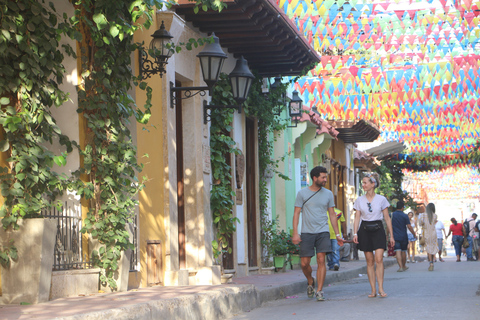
{"left": 292, "top": 166, "right": 343, "bottom": 302}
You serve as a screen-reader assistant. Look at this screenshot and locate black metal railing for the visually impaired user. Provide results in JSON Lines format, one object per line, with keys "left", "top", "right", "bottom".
{"left": 42, "top": 202, "right": 91, "bottom": 270}
{"left": 42, "top": 201, "right": 139, "bottom": 271}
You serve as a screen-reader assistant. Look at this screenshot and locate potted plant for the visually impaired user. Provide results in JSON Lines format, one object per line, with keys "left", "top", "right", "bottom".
{"left": 270, "top": 229, "right": 289, "bottom": 271}
{"left": 286, "top": 232, "right": 301, "bottom": 269}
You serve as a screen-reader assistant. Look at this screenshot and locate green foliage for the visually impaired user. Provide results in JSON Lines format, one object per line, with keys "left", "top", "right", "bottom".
{"left": 244, "top": 75, "right": 290, "bottom": 266}
{"left": 0, "top": 0, "right": 72, "bottom": 232}
{"left": 0, "top": 0, "right": 247, "bottom": 285}
{"left": 286, "top": 232, "right": 299, "bottom": 255}
{"left": 66, "top": 0, "right": 166, "bottom": 290}
{"left": 188, "top": 0, "right": 228, "bottom": 14}
{"left": 375, "top": 160, "right": 417, "bottom": 211}
{"left": 209, "top": 74, "right": 240, "bottom": 260}
{"left": 270, "top": 229, "right": 290, "bottom": 256}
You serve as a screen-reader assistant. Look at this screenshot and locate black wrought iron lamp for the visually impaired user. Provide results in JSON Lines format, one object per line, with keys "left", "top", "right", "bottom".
{"left": 170, "top": 32, "right": 228, "bottom": 109}
{"left": 139, "top": 25, "right": 255, "bottom": 122}
{"left": 287, "top": 90, "right": 303, "bottom": 128}
{"left": 203, "top": 56, "right": 255, "bottom": 123}
{"left": 269, "top": 76, "right": 286, "bottom": 115}
{"left": 139, "top": 21, "right": 174, "bottom": 79}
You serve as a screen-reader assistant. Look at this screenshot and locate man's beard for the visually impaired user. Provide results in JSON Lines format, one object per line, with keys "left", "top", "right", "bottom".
{"left": 315, "top": 180, "right": 325, "bottom": 189}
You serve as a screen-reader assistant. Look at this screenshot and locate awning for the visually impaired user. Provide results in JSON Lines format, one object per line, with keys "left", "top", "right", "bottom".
{"left": 173, "top": 0, "right": 320, "bottom": 76}
{"left": 327, "top": 119, "right": 380, "bottom": 143}
{"left": 365, "top": 141, "right": 406, "bottom": 159}
{"left": 353, "top": 148, "right": 380, "bottom": 171}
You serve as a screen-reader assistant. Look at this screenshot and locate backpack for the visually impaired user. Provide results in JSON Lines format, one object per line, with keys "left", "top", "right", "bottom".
{"left": 463, "top": 219, "right": 470, "bottom": 237}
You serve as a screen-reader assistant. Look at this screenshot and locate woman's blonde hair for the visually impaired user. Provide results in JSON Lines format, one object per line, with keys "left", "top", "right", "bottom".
{"left": 426, "top": 203, "right": 436, "bottom": 224}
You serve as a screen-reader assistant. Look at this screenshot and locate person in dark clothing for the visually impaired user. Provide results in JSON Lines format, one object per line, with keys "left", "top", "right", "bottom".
{"left": 391, "top": 200, "right": 416, "bottom": 272}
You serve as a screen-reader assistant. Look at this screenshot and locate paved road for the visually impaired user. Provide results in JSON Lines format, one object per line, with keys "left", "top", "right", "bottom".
{"left": 229, "top": 251, "right": 480, "bottom": 320}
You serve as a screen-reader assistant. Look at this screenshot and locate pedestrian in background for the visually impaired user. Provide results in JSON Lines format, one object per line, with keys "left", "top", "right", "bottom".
{"left": 406, "top": 211, "right": 417, "bottom": 263}
{"left": 292, "top": 166, "right": 343, "bottom": 302}
{"left": 419, "top": 203, "right": 438, "bottom": 271}
{"left": 353, "top": 172, "right": 394, "bottom": 298}
{"left": 326, "top": 208, "right": 346, "bottom": 271}
{"left": 475, "top": 217, "right": 480, "bottom": 260}
{"left": 391, "top": 200, "right": 415, "bottom": 272}
{"left": 435, "top": 218, "right": 447, "bottom": 262}
{"left": 463, "top": 213, "right": 477, "bottom": 261}
{"left": 446, "top": 218, "right": 464, "bottom": 262}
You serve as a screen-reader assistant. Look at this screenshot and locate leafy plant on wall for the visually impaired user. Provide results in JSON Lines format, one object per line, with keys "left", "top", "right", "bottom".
{"left": 0, "top": 0, "right": 73, "bottom": 230}
{"left": 208, "top": 73, "right": 290, "bottom": 265}
{"left": 0, "top": 0, "right": 226, "bottom": 288}
{"left": 208, "top": 74, "right": 240, "bottom": 260}
{"left": 375, "top": 160, "right": 417, "bottom": 211}
{"left": 244, "top": 75, "right": 290, "bottom": 267}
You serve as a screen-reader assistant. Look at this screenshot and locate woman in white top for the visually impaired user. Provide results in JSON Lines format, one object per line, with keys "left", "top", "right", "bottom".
{"left": 353, "top": 172, "right": 394, "bottom": 298}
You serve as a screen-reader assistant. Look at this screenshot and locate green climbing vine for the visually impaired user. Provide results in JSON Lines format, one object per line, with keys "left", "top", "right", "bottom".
{"left": 1, "top": 0, "right": 225, "bottom": 289}
{"left": 208, "top": 72, "right": 293, "bottom": 263}
{"left": 208, "top": 74, "right": 240, "bottom": 260}
{"left": 244, "top": 75, "right": 290, "bottom": 266}
{"left": 0, "top": 0, "right": 72, "bottom": 230}
{"left": 375, "top": 160, "right": 417, "bottom": 211}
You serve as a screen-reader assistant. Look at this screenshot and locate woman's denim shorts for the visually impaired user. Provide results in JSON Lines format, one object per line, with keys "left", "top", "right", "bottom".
{"left": 408, "top": 234, "right": 417, "bottom": 242}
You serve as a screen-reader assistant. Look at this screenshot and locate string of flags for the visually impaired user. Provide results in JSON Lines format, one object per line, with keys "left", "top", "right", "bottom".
{"left": 277, "top": 0, "right": 480, "bottom": 199}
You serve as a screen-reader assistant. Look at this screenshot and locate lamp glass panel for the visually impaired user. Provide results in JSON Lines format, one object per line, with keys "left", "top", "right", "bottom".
{"left": 149, "top": 37, "right": 173, "bottom": 61}
{"left": 289, "top": 101, "right": 301, "bottom": 117}
{"left": 199, "top": 56, "right": 225, "bottom": 84}
{"left": 231, "top": 76, "right": 250, "bottom": 100}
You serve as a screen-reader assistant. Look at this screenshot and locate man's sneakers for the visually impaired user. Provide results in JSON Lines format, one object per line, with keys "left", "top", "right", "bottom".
{"left": 333, "top": 264, "right": 339, "bottom": 271}
{"left": 308, "top": 278, "right": 326, "bottom": 301}
{"left": 307, "top": 279, "right": 315, "bottom": 298}
{"left": 315, "top": 291, "right": 325, "bottom": 301}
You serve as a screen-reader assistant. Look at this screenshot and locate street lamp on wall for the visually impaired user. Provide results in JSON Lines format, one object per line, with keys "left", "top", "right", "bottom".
{"left": 139, "top": 21, "right": 174, "bottom": 79}
{"left": 203, "top": 56, "right": 255, "bottom": 123}
{"left": 169, "top": 33, "right": 228, "bottom": 109}
{"left": 287, "top": 90, "right": 303, "bottom": 128}
{"left": 138, "top": 25, "right": 255, "bottom": 123}
{"left": 269, "top": 76, "right": 286, "bottom": 115}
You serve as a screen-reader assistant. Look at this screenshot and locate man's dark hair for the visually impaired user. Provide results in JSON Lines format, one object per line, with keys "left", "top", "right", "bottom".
{"left": 310, "top": 166, "right": 327, "bottom": 179}
{"left": 396, "top": 200, "right": 405, "bottom": 210}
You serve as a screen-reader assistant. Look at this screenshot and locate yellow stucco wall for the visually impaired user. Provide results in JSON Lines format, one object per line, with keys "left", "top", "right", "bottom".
{"left": 133, "top": 18, "right": 166, "bottom": 288}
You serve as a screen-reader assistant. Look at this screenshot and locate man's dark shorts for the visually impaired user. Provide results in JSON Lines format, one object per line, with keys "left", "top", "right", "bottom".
{"left": 300, "top": 232, "right": 331, "bottom": 257}
{"left": 394, "top": 239, "right": 408, "bottom": 252}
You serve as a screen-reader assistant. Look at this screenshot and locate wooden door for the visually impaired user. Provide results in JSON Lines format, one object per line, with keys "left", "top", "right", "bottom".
{"left": 147, "top": 240, "right": 162, "bottom": 286}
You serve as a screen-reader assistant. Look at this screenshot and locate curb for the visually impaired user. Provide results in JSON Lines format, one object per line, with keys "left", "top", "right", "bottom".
{"left": 57, "top": 285, "right": 260, "bottom": 320}
{"left": 53, "top": 260, "right": 397, "bottom": 320}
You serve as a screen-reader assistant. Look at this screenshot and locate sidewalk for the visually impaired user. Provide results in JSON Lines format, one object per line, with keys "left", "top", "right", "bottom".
{"left": 0, "top": 258, "right": 398, "bottom": 320}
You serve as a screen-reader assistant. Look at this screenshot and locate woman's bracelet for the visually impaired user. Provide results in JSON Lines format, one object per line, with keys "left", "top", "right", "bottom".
{"left": 354, "top": 233, "right": 357, "bottom": 236}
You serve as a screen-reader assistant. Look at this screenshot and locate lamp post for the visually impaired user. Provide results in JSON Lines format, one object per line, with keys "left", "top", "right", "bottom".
{"left": 287, "top": 90, "right": 303, "bottom": 128}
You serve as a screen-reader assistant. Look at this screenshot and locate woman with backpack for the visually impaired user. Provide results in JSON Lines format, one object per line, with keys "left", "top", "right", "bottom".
{"left": 446, "top": 217, "right": 464, "bottom": 262}
{"left": 463, "top": 214, "right": 476, "bottom": 261}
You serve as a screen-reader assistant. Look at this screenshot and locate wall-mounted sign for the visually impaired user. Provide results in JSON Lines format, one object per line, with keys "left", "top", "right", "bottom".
{"left": 203, "top": 143, "right": 211, "bottom": 174}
